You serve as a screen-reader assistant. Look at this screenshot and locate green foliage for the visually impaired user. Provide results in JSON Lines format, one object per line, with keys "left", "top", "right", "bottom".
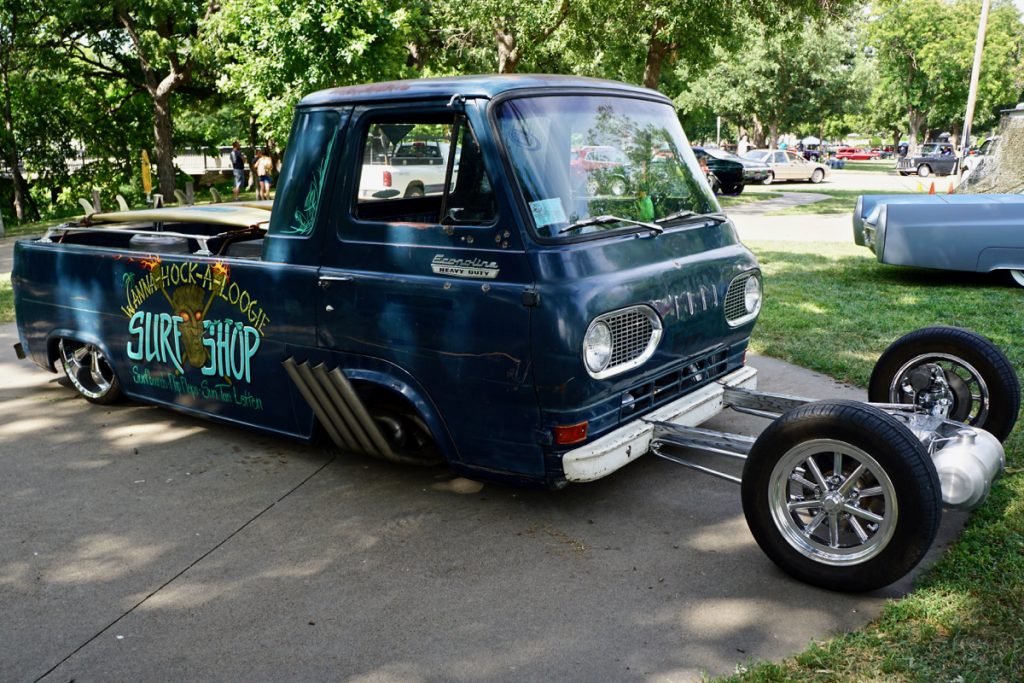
{"left": 204, "top": 0, "right": 417, "bottom": 145}
{"left": 676, "top": 14, "right": 863, "bottom": 145}
{"left": 866, "top": 0, "right": 1024, "bottom": 142}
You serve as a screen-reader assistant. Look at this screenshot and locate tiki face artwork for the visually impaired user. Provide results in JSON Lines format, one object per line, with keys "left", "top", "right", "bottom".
{"left": 168, "top": 284, "right": 211, "bottom": 368}
{"left": 149, "top": 261, "right": 226, "bottom": 370}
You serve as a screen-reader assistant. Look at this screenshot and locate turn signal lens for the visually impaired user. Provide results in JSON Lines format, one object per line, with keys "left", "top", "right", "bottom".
{"left": 553, "top": 422, "right": 588, "bottom": 445}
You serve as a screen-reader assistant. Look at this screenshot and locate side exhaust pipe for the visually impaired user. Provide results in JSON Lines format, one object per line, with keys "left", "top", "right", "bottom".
{"left": 282, "top": 357, "right": 438, "bottom": 466}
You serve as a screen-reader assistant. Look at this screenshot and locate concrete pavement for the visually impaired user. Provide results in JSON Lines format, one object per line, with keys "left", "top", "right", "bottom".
{"left": 0, "top": 334, "right": 965, "bottom": 682}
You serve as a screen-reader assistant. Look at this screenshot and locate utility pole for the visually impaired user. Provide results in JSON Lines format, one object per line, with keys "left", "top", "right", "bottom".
{"left": 960, "top": 0, "right": 991, "bottom": 170}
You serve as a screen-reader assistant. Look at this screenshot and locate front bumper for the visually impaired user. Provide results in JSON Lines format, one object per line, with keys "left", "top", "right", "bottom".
{"left": 562, "top": 365, "right": 757, "bottom": 482}
{"left": 743, "top": 169, "right": 769, "bottom": 182}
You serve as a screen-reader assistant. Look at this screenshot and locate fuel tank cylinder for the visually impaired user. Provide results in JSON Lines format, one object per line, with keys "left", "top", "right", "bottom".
{"left": 931, "top": 429, "right": 1005, "bottom": 510}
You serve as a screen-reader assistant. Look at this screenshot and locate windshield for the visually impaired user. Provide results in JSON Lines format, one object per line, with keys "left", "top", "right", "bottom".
{"left": 494, "top": 95, "right": 716, "bottom": 239}
{"left": 743, "top": 150, "right": 770, "bottom": 162}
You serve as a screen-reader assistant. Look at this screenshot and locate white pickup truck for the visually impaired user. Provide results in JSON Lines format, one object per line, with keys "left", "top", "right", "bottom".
{"left": 359, "top": 137, "right": 451, "bottom": 199}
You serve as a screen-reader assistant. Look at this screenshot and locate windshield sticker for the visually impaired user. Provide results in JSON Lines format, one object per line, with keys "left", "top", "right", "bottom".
{"left": 120, "top": 257, "right": 269, "bottom": 411}
{"left": 529, "top": 198, "right": 566, "bottom": 228}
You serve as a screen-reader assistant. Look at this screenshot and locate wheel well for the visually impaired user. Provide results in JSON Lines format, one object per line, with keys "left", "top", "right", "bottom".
{"left": 350, "top": 379, "right": 450, "bottom": 464}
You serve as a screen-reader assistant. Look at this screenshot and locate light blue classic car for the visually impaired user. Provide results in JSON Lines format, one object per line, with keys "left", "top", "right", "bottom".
{"left": 853, "top": 194, "right": 1024, "bottom": 287}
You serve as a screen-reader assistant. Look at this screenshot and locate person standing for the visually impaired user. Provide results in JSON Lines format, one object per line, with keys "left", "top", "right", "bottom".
{"left": 737, "top": 134, "right": 750, "bottom": 156}
{"left": 229, "top": 141, "right": 246, "bottom": 200}
{"left": 254, "top": 149, "right": 274, "bottom": 200}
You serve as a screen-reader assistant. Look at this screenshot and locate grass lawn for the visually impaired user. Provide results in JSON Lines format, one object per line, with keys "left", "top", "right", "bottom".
{"left": 715, "top": 239, "right": 1024, "bottom": 682}
{"left": 718, "top": 192, "right": 784, "bottom": 208}
{"left": 766, "top": 189, "right": 918, "bottom": 216}
{"left": 837, "top": 160, "right": 898, "bottom": 173}
{"left": 0, "top": 276, "right": 11, "bottom": 323}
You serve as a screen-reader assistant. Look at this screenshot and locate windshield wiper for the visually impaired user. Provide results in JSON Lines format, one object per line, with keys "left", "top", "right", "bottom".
{"left": 558, "top": 214, "right": 664, "bottom": 235}
{"left": 655, "top": 210, "right": 729, "bottom": 225}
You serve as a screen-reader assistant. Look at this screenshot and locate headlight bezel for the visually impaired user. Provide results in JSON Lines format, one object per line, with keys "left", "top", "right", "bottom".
{"left": 582, "top": 305, "right": 663, "bottom": 380}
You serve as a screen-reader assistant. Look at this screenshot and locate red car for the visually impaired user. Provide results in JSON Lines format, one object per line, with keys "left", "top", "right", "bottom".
{"left": 834, "top": 147, "right": 880, "bottom": 160}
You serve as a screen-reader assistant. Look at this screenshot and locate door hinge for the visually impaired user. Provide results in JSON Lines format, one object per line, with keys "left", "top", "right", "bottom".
{"left": 521, "top": 290, "right": 540, "bottom": 307}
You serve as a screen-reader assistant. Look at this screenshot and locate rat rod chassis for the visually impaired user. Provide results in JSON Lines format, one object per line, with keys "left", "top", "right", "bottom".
{"left": 638, "top": 326, "right": 1018, "bottom": 593}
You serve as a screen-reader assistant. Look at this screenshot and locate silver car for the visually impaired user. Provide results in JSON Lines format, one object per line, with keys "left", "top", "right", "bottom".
{"left": 853, "top": 193, "right": 1024, "bottom": 287}
{"left": 743, "top": 149, "right": 828, "bottom": 184}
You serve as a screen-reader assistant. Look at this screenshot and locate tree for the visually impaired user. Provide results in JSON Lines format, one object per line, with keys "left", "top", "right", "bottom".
{"left": 0, "top": 0, "right": 45, "bottom": 220}
{"left": 204, "top": 0, "right": 417, "bottom": 146}
{"left": 57, "top": 0, "right": 218, "bottom": 199}
{"left": 866, "top": 0, "right": 1024, "bottom": 150}
{"left": 676, "top": 15, "right": 862, "bottom": 148}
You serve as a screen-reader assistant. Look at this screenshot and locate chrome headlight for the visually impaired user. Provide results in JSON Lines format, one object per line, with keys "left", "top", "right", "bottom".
{"left": 725, "top": 271, "right": 762, "bottom": 327}
{"left": 583, "top": 306, "right": 662, "bottom": 379}
{"left": 583, "top": 321, "right": 613, "bottom": 375}
{"left": 744, "top": 275, "right": 762, "bottom": 315}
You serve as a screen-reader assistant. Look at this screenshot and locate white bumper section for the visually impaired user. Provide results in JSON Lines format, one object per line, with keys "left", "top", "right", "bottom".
{"left": 562, "top": 365, "right": 758, "bottom": 482}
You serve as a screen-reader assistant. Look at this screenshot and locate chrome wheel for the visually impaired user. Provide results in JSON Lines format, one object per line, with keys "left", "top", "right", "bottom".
{"left": 59, "top": 339, "right": 122, "bottom": 403}
{"left": 888, "top": 352, "right": 989, "bottom": 428}
{"left": 769, "top": 439, "right": 897, "bottom": 566}
{"left": 1009, "top": 269, "right": 1024, "bottom": 288}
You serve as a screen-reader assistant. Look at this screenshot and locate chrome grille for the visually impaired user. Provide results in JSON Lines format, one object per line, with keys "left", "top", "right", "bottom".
{"left": 588, "top": 305, "right": 662, "bottom": 379}
{"left": 724, "top": 271, "right": 760, "bottom": 326}
{"left": 608, "top": 308, "right": 654, "bottom": 367}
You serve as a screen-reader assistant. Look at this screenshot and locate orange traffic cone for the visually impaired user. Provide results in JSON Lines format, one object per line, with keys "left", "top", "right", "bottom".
{"left": 947, "top": 181, "right": 955, "bottom": 194}
{"left": 928, "top": 182, "right": 936, "bottom": 195}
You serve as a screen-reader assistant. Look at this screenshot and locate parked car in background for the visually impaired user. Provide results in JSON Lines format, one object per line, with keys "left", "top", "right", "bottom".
{"left": 962, "top": 136, "right": 999, "bottom": 177}
{"left": 692, "top": 147, "right": 769, "bottom": 195}
{"left": 570, "top": 145, "right": 632, "bottom": 195}
{"left": 801, "top": 145, "right": 822, "bottom": 162}
{"left": 896, "top": 141, "right": 958, "bottom": 177}
{"left": 742, "top": 149, "right": 828, "bottom": 184}
{"left": 834, "top": 147, "right": 880, "bottom": 160}
{"left": 360, "top": 133, "right": 450, "bottom": 199}
{"left": 854, "top": 193, "right": 1024, "bottom": 287}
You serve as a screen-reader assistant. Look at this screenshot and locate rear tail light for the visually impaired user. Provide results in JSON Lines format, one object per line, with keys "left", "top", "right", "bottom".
{"left": 383, "top": 170, "right": 392, "bottom": 187}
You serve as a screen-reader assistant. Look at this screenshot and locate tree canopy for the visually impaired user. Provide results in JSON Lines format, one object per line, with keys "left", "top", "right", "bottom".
{"left": 2, "top": 0, "right": 1023, "bottom": 222}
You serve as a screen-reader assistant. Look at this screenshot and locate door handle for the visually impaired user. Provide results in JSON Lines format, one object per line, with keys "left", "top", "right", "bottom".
{"left": 319, "top": 274, "right": 354, "bottom": 288}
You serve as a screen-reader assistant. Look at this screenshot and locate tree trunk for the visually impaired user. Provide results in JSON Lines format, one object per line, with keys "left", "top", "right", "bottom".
{"left": 0, "top": 54, "right": 37, "bottom": 221}
{"left": 1, "top": 145, "right": 36, "bottom": 221}
{"left": 750, "top": 116, "right": 765, "bottom": 148}
{"left": 152, "top": 93, "right": 176, "bottom": 199}
{"left": 907, "top": 108, "right": 925, "bottom": 155}
{"left": 768, "top": 121, "right": 780, "bottom": 149}
{"left": 495, "top": 29, "right": 519, "bottom": 73}
{"left": 643, "top": 30, "right": 669, "bottom": 90}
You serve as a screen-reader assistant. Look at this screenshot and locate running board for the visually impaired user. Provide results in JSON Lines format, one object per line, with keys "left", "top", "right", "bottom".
{"left": 282, "top": 358, "right": 395, "bottom": 460}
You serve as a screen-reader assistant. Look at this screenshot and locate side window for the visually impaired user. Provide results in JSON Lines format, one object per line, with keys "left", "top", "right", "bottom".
{"left": 354, "top": 117, "right": 497, "bottom": 225}
{"left": 787, "top": 151, "right": 803, "bottom": 163}
{"left": 773, "top": 152, "right": 788, "bottom": 164}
